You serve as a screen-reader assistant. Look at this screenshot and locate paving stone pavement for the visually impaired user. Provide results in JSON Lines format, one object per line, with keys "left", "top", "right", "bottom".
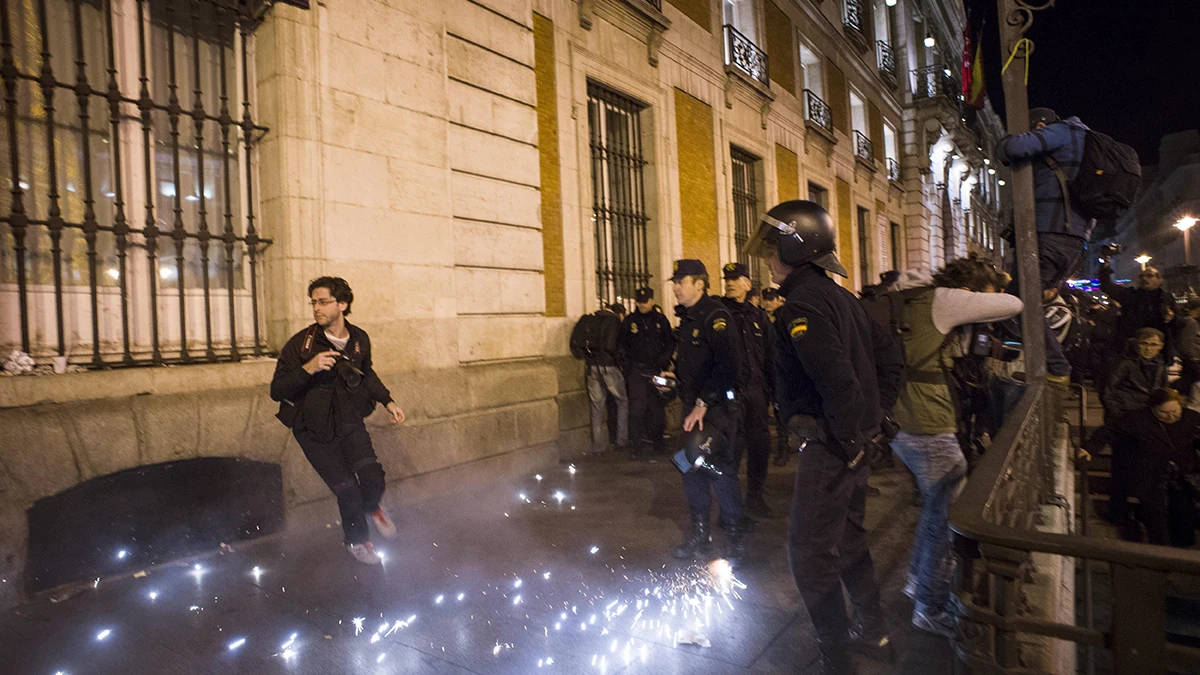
{"left": 0, "top": 449, "right": 955, "bottom": 675}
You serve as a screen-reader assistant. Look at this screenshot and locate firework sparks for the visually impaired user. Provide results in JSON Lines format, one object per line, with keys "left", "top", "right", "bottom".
{"left": 228, "top": 638, "right": 246, "bottom": 651}
{"left": 281, "top": 633, "right": 297, "bottom": 650}
{"left": 568, "top": 464, "right": 577, "bottom": 475}
{"left": 589, "top": 546, "right": 599, "bottom": 554}
{"left": 377, "top": 653, "right": 387, "bottom": 663}
{"left": 552, "top": 490, "right": 566, "bottom": 504}
{"left": 351, "top": 617, "right": 365, "bottom": 636}
{"left": 251, "top": 566, "right": 263, "bottom": 582}
{"left": 95, "top": 629, "right": 111, "bottom": 641}
{"left": 434, "top": 594, "right": 444, "bottom": 604}
{"left": 456, "top": 592, "right": 465, "bottom": 602}
{"left": 535, "top": 474, "right": 543, "bottom": 481}
{"left": 147, "top": 591, "right": 158, "bottom": 601}
{"left": 116, "top": 549, "right": 127, "bottom": 560}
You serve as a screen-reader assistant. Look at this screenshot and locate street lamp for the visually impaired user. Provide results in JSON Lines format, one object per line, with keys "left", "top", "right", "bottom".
{"left": 1135, "top": 254, "right": 1152, "bottom": 270}
{"left": 924, "top": 33, "right": 936, "bottom": 48}
{"left": 1176, "top": 216, "right": 1197, "bottom": 266}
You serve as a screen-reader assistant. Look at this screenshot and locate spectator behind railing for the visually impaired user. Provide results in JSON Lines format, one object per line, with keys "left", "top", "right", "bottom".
{"left": 1102, "top": 327, "right": 1168, "bottom": 422}
{"left": 1099, "top": 263, "right": 1177, "bottom": 376}
{"left": 1081, "top": 388, "right": 1199, "bottom": 547}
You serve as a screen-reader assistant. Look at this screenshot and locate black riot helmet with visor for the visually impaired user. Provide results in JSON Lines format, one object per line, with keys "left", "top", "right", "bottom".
{"left": 741, "top": 200, "right": 848, "bottom": 277}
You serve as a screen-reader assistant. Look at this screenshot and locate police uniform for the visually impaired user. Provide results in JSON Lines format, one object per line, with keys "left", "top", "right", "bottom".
{"left": 719, "top": 263, "right": 775, "bottom": 517}
{"left": 745, "top": 201, "right": 903, "bottom": 673}
{"left": 668, "top": 259, "right": 748, "bottom": 563}
{"left": 618, "top": 287, "right": 676, "bottom": 456}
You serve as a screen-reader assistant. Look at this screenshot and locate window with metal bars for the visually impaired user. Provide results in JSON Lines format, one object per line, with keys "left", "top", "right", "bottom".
{"left": 0, "top": 0, "right": 271, "bottom": 368}
{"left": 730, "top": 146, "right": 760, "bottom": 284}
{"left": 587, "top": 82, "right": 649, "bottom": 309}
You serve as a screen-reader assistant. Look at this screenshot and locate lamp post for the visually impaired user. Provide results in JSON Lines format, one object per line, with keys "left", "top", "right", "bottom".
{"left": 1176, "top": 216, "right": 1197, "bottom": 266}
{"left": 1135, "top": 254, "right": 1152, "bottom": 270}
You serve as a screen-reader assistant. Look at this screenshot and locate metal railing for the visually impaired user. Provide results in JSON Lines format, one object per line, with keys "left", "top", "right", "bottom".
{"left": 877, "top": 40, "right": 895, "bottom": 78}
{"left": 842, "top": 0, "right": 864, "bottom": 35}
{"left": 803, "top": 89, "right": 832, "bottom": 134}
{"left": 912, "top": 64, "right": 958, "bottom": 101}
{"left": 723, "top": 24, "right": 768, "bottom": 88}
{"left": 1, "top": 0, "right": 271, "bottom": 368}
{"left": 887, "top": 157, "right": 901, "bottom": 183}
{"left": 950, "top": 383, "right": 1200, "bottom": 674}
{"left": 853, "top": 130, "right": 874, "bottom": 164}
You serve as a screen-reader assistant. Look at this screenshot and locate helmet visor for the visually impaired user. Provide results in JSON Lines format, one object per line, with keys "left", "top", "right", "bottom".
{"left": 741, "top": 213, "right": 803, "bottom": 260}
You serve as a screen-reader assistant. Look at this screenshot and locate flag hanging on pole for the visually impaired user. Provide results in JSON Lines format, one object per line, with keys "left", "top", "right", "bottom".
{"left": 962, "top": 0, "right": 987, "bottom": 109}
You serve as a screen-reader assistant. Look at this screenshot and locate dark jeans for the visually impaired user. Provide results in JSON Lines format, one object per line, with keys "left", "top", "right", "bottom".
{"left": 739, "top": 384, "right": 771, "bottom": 496}
{"left": 588, "top": 365, "right": 628, "bottom": 453}
{"left": 787, "top": 441, "right": 885, "bottom": 642}
{"left": 294, "top": 423, "right": 386, "bottom": 545}
{"left": 627, "top": 367, "right": 666, "bottom": 451}
{"left": 680, "top": 402, "right": 744, "bottom": 526}
{"left": 1006, "top": 232, "right": 1084, "bottom": 377}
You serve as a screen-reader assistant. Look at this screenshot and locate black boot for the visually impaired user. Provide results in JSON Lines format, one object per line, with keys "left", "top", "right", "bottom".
{"left": 847, "top": 621, "right": 894, "bottom": 663}
{"left": 745, "top": 491, "right": 772, "bottom": 519}
{"left": 815, "top": 639, "right": 856, "bottom": 675}
{"left": 672, "top": 511, "right": 711, "bottom": 559}
{"left": 721, "top": 520, "right": 745, "bottom": 567}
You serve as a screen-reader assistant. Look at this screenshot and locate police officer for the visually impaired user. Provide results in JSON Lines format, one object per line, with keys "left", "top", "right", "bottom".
{"left": 658, "top": 259, "right": 748, "bottom": 565}
{"left": 744, "top": 201, "right": 903, "bottom": 674}
{"left": 618, "top": 287, "right": 676, "bottom": 458}
{"left": 720, "top": 263, "right": 774, "bottom": 518}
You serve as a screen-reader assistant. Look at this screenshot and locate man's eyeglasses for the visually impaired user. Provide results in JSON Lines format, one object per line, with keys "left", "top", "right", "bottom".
{"left": 309, "top": 298, "right": 338, "bottom": 307}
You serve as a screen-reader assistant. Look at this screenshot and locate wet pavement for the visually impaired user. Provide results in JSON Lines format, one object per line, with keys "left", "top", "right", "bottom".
{"left": 0, "top": 450, "right": 954, "bottom": 675}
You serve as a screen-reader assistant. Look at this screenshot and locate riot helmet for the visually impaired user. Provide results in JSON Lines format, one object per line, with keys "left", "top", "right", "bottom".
{"left": 741, "top": 200, "right": 848, "bottom": 277}
{"left": 671, "top": 425, "right": 731, "bottom": 478}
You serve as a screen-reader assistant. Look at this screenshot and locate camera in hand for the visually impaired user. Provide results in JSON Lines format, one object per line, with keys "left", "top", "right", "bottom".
{"left": 650, "top": 375, "right": 677, "bottom": 390}
{"left": 1098, "top": 243, "right": 1123, "bottom": 263}
{"left": 333, "top": 352, "right": 364, "bottom": 388}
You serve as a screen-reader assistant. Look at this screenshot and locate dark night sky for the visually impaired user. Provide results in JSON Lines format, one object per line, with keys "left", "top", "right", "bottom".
{"left": 980, "top": 0, "right": 1200, "bottom": 167}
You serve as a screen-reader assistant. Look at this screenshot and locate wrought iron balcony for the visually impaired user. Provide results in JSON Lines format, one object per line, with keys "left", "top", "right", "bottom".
{"left": 723, "top": 25, "right": 769, "bottom": 88}
{"left": 877, "top": 40, "right": 895, "bottom": 78}
{"left": 645, "top": 0, "right": 661, "bottom": 9}
{"left": 912, "top": 64, "right": 959, "bottom": 101}
{"left": 803, "top": 89, "right": 833, "bottom": 134}
{"left": 887, "top": 157, "right": 901, "bottom": 183}
{"left": 853, "top": 130, "right": 875, "bottom": 164}
{"left": 843, "top": 0, "right": 865, "bottom": 35}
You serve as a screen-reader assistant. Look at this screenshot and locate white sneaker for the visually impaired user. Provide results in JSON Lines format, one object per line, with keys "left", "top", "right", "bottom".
{"left": 347, "top": 541, "right": 381, "bottom": 565}
{"left": 903, "top": 575, "right": 918, "bottom": 600}
{"left": 370, "top": 508, "right": 397, "bottom": 539}
{"left": 912, "top": 607, "right": 956, "bottom": 638}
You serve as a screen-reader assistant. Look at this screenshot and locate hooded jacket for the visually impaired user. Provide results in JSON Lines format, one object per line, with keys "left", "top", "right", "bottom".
{"left": 996, "top": 117, "right": 1093, "bottom": 239}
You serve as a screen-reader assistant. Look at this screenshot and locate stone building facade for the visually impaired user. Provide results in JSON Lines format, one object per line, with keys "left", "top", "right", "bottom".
{"left": 0, "top": 0, "right": 1006, "bottom": 605}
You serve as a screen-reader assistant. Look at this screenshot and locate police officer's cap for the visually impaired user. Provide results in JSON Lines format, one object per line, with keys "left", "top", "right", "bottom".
{"left": 670, "top": 259, "right": 708, "bottom": 282}
{"left": 761, "top": 287, "right": 780, "bottom": 301}
{"left": 1030, "top": 107, "right": 1059, "bottom": 126}
{"left": 635, "top": 287, "right": 654, "bottom": 302}
{"left": 741, "top": 200, "right": 848, "bottom": 278}
{"left": 722, "top": 262, "right": 750, "bottom": 280}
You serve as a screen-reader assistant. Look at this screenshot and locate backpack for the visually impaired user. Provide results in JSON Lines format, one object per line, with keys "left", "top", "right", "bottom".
{"left": 1046, "top": 129, "right": 1141, "bottom": 223}
{"left": 570, "top": 312, "right": 607, "bottom": 360}
{"left": 860, "top": 286, "right": 929, "bottom": 367}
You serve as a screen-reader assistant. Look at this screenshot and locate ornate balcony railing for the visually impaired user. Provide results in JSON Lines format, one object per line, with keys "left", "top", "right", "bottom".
{"left": 723, "top": 25, "right": 769, "bottom": 88}
{"left": 853, "top": 130, "right": 874, "bottom": 163}
{"left": 877, "top": 40, "right": 895, "bottom": 78}
{"left": 887, "top": 158, "right": 901, "bottom": 182}
{"left": 803, "top": 90, "right": 833, "bottom": 134}
{"left": 913, "top": 64, "right": 959, "bottom": 101}
{"left": 843, "top": 0, "right": 864, "bottom": 35}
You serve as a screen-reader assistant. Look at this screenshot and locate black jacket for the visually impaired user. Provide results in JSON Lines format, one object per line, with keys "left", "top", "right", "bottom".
{"left": 721, "top": 296, "right": 773, "bottom": 393}
{"left": 618, "top": 306, "right": 675, "bottom": 371}
{"left": 570, "top": 309, "right": 623, "bottom": 367}
{"left": 1099, "top": 267, "right": 1175, "bottom": 345}
{"left": 1085, "top": 407, "right": 1200, "bottom": 499}
{"left": 270, "top": 322, "right": 393, "bottom": 438}
{"left": 772, "top": 265, "right": 903, "bottom": 457}
{"left": 1102, "top": 354, "right": 1167, "bottom": 418}
{"left": 674, "top": 294, "right": 744, "bottom": 410}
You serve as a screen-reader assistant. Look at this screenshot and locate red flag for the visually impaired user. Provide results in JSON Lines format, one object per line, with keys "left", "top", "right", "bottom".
{"left": 962, "top": 0, "right": 987, "bottom": 109}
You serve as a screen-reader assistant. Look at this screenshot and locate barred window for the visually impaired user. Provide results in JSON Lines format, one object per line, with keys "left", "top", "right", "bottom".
{"left": 730, "top": 146, "right": 760, "bottom": 284}
{"left": 587, "top": 81, "right": 649, "bottom": 308}
{"left": 1, "top": 0, "right": 269, "bottom": 368}
{"left": 857, "top": 206, "right": 870, "bottom": 284}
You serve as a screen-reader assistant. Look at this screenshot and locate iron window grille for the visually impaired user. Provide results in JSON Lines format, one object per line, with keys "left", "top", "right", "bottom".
{"left": 587, "top": 81, "right": 650, "bottom": 309}
{"left": 723, "top": 24, "right": 768, "bottom": 88}
{"left": 803, "top": 89, "right": 832, "bottom": 133}
{"left": 887, "top": 157, "right": 901, "bottom": 183}
{"left": 912, "top": 64, "right": 958, "bottom": 101}
{"left": 889, "top": 221, "right": 900, "bottom": 269}
{"left": 1, "top": 0, "right": 271, "bottom": 369}
{"left": 842, "top": 0, "right": 864, "bottom": 35}
{"left": 730, "top": 146, "right": 760, "bottom": 284}
{"left": 876, "top": 40, "right": 894, "bottom": 78}
{"left": 853, "top": 130, "right": 874, "bottom": 164}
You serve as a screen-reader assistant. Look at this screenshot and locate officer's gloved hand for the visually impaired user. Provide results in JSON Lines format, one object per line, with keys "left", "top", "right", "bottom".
{"left": 878, "top": 417, "right": 900, "bottom": 444}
